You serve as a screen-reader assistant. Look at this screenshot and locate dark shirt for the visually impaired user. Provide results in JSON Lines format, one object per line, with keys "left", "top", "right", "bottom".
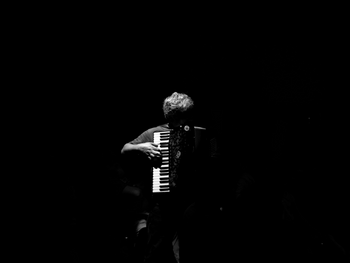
{"left": 130, "top": 123, "right": 170, "bottom": 145}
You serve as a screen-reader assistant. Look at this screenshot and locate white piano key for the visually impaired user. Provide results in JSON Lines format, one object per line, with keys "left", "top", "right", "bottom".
{"left": 153, "top": 190, "right": 170, "bottom": 193}
{"left": 153, "top": 178, "right": 169, "bottom": 181}
{"left": 153, "top": 185, "right": 170, "bottom": 188}
{"left": 153, "top": 186, "right": 169, "bottom": 189}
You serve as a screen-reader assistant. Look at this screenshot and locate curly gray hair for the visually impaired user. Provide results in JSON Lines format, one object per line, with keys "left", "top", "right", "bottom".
{"left": 162, "top": 92, "right": 194, "bottom": 121}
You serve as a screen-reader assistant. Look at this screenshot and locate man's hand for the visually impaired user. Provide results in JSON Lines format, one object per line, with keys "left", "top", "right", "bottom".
{"left": 138, "top": 142, "right": 162, "bottom": 165}
{"left": 121, "top": 142, "right": 162, "bottom": 168}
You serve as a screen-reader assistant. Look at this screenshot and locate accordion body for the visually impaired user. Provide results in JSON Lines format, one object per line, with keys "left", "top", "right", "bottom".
{"left": 152, "top": 124, "right": 195, "bottom": 194}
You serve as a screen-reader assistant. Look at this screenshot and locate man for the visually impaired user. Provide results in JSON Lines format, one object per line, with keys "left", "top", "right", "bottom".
{"left": 121, "top": 92, "right": 210, "bottom": 263}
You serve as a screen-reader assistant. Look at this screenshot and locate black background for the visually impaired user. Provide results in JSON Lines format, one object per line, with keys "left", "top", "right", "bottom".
{"left": 23, "top": 9, "right": 348, "bottom": 261}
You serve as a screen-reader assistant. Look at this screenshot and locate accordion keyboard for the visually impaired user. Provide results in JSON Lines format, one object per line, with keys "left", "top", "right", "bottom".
{"left": 152, "top": 131, "right": 171, "bottom": 193}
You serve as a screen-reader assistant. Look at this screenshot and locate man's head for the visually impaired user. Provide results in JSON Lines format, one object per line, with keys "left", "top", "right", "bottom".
{"left": 163, "top": 92, "right": 194, "bottom": 128}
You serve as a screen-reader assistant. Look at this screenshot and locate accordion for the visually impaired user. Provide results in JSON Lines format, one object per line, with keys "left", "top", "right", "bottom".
{"left": 152, "top": 124, "right": 196, "bottom": 194}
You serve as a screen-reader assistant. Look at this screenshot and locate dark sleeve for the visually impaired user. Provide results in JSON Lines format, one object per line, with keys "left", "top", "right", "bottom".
{"left": 130, "top": 129, "right": 153, "bottom": 144}
{"left": 123, "top": 129, "right": 153, "bottom": 186}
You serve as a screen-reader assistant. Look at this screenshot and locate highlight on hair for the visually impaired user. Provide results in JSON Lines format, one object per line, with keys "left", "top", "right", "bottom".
{"left": 162, "top": 92, "right": 194, "bottom": 121}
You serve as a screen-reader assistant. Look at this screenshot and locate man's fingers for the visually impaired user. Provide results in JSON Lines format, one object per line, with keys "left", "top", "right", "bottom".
{"left": 151, "top": 149, "right": 162, "bottom": 157}
{"left": 152, "top": 146, "right": 161, "bottom": 155}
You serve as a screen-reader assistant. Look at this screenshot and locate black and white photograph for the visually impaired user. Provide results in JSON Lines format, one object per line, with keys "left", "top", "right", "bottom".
{"left": 21, "top": 9, "right": 348, "bottom": 262}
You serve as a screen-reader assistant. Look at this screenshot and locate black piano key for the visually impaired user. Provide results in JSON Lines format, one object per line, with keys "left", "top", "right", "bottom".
{"left": 159, "top": 178, "right": 169, "bottom": 182}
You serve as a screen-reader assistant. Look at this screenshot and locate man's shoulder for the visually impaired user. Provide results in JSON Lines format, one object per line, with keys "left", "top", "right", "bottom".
{"left": 130, "top": 124, "right": 170, "bottom": 144}
{"left": 147, "top": 123, "right": 170, "bottom": 133}
{"left": 138, "top": 124, "right": 170, "bottom": 139}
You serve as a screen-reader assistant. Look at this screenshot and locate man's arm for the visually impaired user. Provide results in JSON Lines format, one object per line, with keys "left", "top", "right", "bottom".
{"left": 121, "top": 142, "right": 142, "bottom": 154}
{"left": 121, "top": 142, "right": 161, "bottom": 161}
